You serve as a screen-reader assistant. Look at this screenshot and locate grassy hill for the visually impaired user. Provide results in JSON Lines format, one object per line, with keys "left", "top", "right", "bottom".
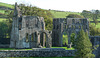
{"left": 0, "top": 2, "right": 100, "bottom": 28}
{"left": 0, "top": 2, "right": 14, "bottom": 8}
{"left": 50, "top": 10, "right": 80, "bottom": 18}
{"left": 0, "top": 2, "right": 14, "bottom": 21}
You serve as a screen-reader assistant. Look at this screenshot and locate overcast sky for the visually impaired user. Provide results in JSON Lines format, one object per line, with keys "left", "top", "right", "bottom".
{"left": 0, "top": 0, "right": 100, "bottom": 12}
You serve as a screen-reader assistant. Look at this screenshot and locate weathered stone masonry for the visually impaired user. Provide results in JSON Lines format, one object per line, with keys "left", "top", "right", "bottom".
{"left": 7, "top": 2, "right": 100, "bottom": 58}
{"left": 0, "top": 48, "right": 75, "bottom": 57}
{"left": 52, "top": 18, "right": 89, "bottom": 47}
{"left": 10, "top": 3, "right": 52, "bottom": 48}
{"left": 90, "top": 36, "right": 100, "bottom": 58}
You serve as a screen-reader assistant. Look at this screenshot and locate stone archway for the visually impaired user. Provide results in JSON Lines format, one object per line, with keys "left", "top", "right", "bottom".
{"left": 39, "top": 30, "right": 52, "bottom": 48}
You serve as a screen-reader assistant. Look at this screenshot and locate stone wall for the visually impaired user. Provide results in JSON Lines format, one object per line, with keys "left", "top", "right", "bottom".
{"left": 52, "top": 18, "right": 89, "bottom": 47}
{"left": 0, "top": 48, "right": 75, "bottom": 57}
{"left": 90, "top": 36, "right": 100, "bottom": 58}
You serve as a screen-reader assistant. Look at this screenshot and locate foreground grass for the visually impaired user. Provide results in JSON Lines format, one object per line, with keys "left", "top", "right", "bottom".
{"left": 0, "top": 48, "right": 32, "bottom": 50}
{"left": 51, "top": 47, "right": 74, "bottom": 50}
{"left": 0, "top": 47, "right": 74, "bottom": 50}
{"left": 7, "top": 57, "right": 74, "bottom": 58}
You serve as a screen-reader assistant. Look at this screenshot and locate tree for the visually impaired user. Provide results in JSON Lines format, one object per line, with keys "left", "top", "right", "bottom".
{"left": 91, "top": 10, "right": 100, "bottom": 26}
{"left": 18, "top": 4, "right": 53, "bottom": 30}
{"left": 66, "top": 14, "right": 84, "bottom": 18}
{"left": 89, "top": 24, "right": 100, "bottom": 36}
{"left": 0, "top": 21, "right": 11, "bottom": 38}
{"left": 63, "top": 32, "right": 68, "bottom": 45}
{"left": 81, "top": 10, "right": 92, "bottom": 18}
{"left": 70, "top": 33, "right": 75, "bottom": 47}
{"left": 81, "top": 10, "right": 100, "bottom": 26}
{"left": 74, "top": 29, "right": 95, "bottom": 58}
{"left": 5, "top": 10, "right": 13, "bottom": 23}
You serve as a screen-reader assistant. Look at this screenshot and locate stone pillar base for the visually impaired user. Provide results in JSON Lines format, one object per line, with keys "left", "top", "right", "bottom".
{"left": 67, "top": 44, "right": 72, "bottom": 48}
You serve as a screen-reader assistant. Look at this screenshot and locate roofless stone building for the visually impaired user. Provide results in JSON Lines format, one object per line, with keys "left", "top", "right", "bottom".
{"left": 10, "top": 3, "right": 52, "bottom": 48}
{"left": 52, "top": 18, "right": 89, "bottom": 47}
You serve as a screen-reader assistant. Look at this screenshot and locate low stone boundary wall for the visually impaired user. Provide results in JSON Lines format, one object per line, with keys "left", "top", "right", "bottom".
{"left": 0, "top": 48, "right": 75, "bottom": 57}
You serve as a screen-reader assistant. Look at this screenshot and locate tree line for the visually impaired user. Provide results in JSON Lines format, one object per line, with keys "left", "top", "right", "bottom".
{"left": 81, "top": 10, "right": 100, "bottom": 26}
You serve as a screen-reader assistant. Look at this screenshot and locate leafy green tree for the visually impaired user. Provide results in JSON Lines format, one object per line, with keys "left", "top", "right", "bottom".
{"left": 0, "top": 21, "right": 11, "bottom": 38}
{"left": 81, "top": 10, "right": 92, "bottom": 18}
{"left": 91, "top": 10, "right": 100, "bottom": 26}
{"left": 74, "top": 29, "right": 95, "bottom": 58}
{"left": 81, "top": 10, "right": 100, "bottom": 26}
{"left": 89, "top": 24, "right": 100, "bottom": 36}
{"left": 4, "top": 10, "right": 13, "bottom": 38}
{"left": 5, "top": 10, "right": 13, "bottom": 23}
{"left": 63, "top": 32, "right": 68, "bottom": 45}
{"left": 70, "top": 33, "right": 75, "bottom": 46}
{"left": 66, "top": 14, "right": 84, "bottom": 18}
{"left": 18, "top": 4, "right": 53, "bottom": 30}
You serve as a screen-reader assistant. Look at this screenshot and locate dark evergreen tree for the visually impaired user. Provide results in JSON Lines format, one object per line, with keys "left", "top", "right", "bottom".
{"left": 74, "top": 29, "right": 95, "bottom": 58}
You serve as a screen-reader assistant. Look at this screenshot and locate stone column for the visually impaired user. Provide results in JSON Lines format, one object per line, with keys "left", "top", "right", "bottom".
{"left": 36, "top": 31, "right": 40, "bottom": 47}
{"left": 46, "top": 36, "right": 49, "bottom": 48}
{"left": 37, "top": 33, "right": 40, "bottom": 44}
{"left": 59, "top": 23, "right": 63, "bottom": 47}
{"left": 33, "top": 33, "right": 35, "bottom": 41}
{"left": 68, "top": 33, "right": 71, "bottom": 44}
{"left": 29, "top": 35, "right": 31, "bottom": 48}
{"left": 43, "top": 22, "right": 45, "bottom": 47}
{"left": 68, "top": 32, "right": 72, "bottom": 48}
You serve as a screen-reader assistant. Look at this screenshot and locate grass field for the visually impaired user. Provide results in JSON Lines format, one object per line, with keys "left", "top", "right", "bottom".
{"left": 0, "top": 18, "right": 7, "bottom": 21}
{"left": 88, "top": 18, "right": 100, "bottom": 21}
{"left": 0, "top": 47, "right": 74, "bottom": 50}
{"left": 7, "top": 57, "right": 74, "bottom": 58}
{"left": 0, "top": 10, "right": 5, "bottom": 14}
{"left": 0, "top": 2, "right": 14, "bottom": 8}
{"left": 50, "top": 10, "right": 80, "bottom": 18}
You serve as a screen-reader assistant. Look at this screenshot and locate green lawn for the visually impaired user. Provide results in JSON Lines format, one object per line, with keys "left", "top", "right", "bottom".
{"left": 0, "top": 47, "right": 74, "bottom": 50}
{"left": 51, "top": 47, "right": 74, "bottom": 50}
{"left": 7, "top": 57, "right": 74, "bottom": 58}
{"left": 50, "top": 10, "right": 80, "bottom": 18}
{"left": 0, "top": 2, "right": 14, "bottom": 9}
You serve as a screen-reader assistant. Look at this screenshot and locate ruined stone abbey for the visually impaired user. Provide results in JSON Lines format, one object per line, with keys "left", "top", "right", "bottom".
{"left": 10, "top": 3, "right": 52, "bottom": 48}
{"left": 8, "top": 3, "right": 100, "bottom": 58}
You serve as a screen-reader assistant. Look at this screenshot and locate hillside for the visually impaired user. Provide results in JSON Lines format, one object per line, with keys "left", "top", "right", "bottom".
{"left": 0, "top": 2, "right": 100, "bottom": 28}
{"left": 0, "top": 2, "right": 14, "bottom": 9}
{"left": 0, "top": 2, "right": 14, "bottom": 21}
{"left": 50, "top": 10, "right": 81, "bottom": 18}
{"left": 0, "top": 2, "right": 81, "bottom": 19}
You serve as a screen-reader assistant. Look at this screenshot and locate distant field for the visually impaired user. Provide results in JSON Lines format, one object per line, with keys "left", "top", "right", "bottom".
{"left": 0, "top": 18, "right": 7, "bottom": 21}
{"left": 0, "top": 2, "right": 14, "bottom": 8}
{"left": 0, "top": 10, "right": 5, "bottom": 14}
{"left": 88, "top": 19, "right": 100, "bottom": 21}
{"left": 50, "top": 10, "right": 80, "bottom": 18}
